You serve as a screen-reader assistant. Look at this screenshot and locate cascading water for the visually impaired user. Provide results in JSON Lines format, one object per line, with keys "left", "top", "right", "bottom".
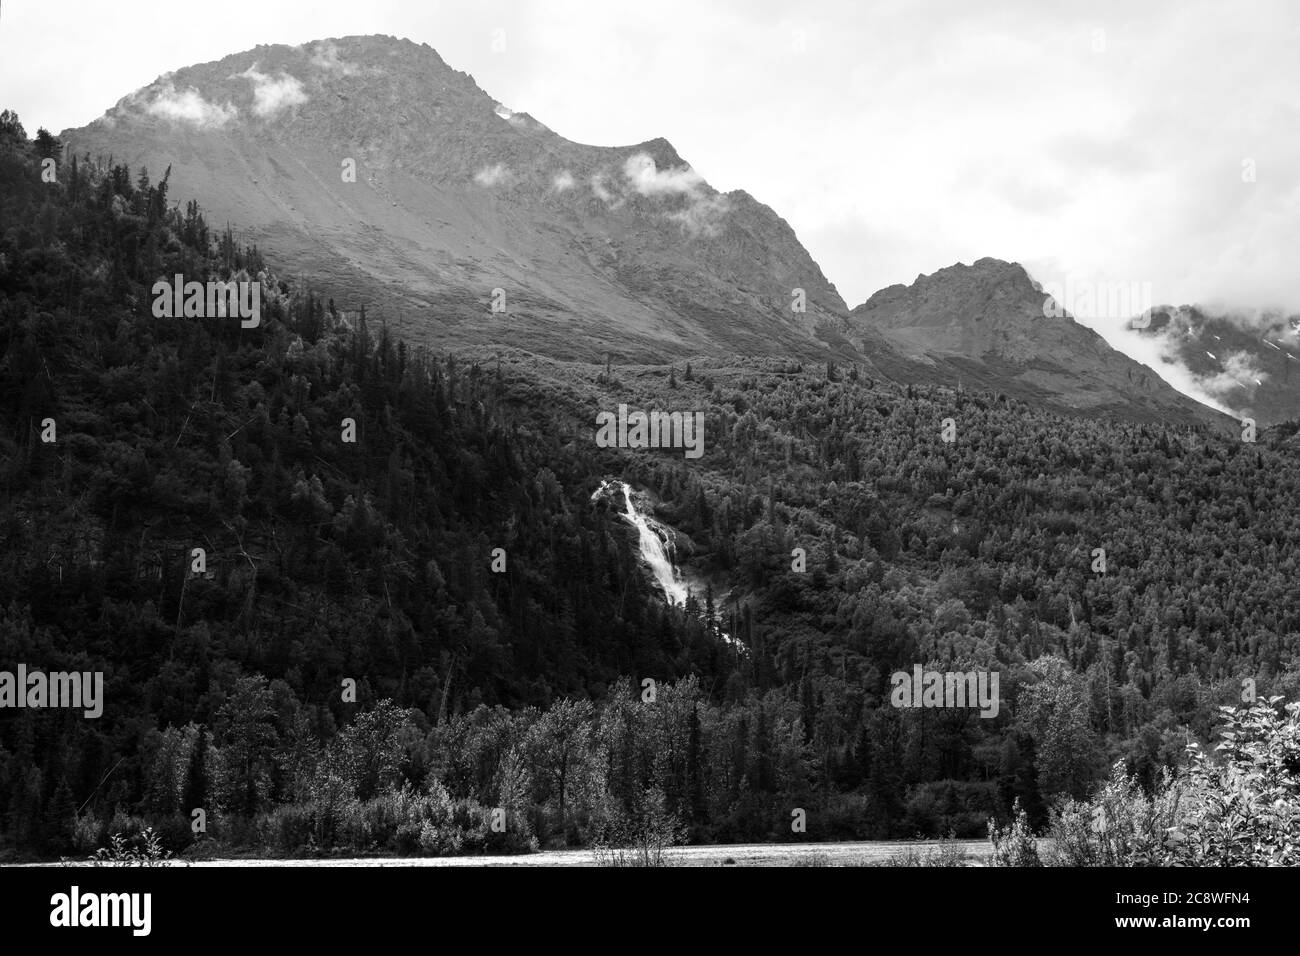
{"left": 592, "top": 479, "right": 688, "bottom": 605}
{"left": 592, "top": 479, "right": 748, "bottom": 655}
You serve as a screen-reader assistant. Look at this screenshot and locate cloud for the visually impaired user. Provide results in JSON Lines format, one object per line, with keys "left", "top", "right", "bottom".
{"left": 1104, "top": 324, "right": 1238, "bottom": 415}
{"left": 670, "top": 194, "right": 731, "bottom": 237}
{"left": 623, "top": 152, "right": 705, "bottom": 197}
{"left": 1093, "top": 310, "right": 1280, "bottom": 416}
{"left": 1197, "top": 350, "right": 1269, "bottom": 400}
{"left": 237, "top": 65, "right": 308, "bottom": 117}
{"left": 552, "top": 170, "right": 576, "bottom": 192}
{"left": 144, "top": 81, "right": 237, "bottom": 127}
{"left": 619, "top": 152, "right": 727, "bottom": 233}
{"left": 474, "top": 163, "right": 512, "bottom": 187}
{"left": 1214, "top": 306, "right": 1300, "bottom": 336}
{"left": 310, "top": 40, "right": 359, "bottom": 75}
{"left": 590, "top": 172, "right": 618, "bottom": 204}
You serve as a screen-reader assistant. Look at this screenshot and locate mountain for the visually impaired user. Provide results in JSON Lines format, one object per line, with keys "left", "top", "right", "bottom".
{"left": 1129, "top": 305, "right": 1300, "bottom": 426}
{"left": 848, "top": 258, "right": 1229, "bottom": 428}
{"left": 59, "top": 35, "right": 867, "bottom": 367}
{"left": 60, "top": 35, "right": 1230, "bottom": 427}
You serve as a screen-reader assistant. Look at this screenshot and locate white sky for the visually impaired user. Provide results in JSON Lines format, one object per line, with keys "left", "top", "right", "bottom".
{"left": 2, "top": 0, "right": 1298, "bottom": 318}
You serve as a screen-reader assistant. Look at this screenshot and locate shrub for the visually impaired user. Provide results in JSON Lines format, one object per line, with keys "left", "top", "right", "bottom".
{"left": 71, "top": 814, "right": 104, "bottom": 854}
{"left": 592, "top": 788, "right": 683, "bottom": 867}
{"left": 988, "top": 799, "right": 1042, "bottom": 866}
{"left": 1168, "top": 698, "right": 1300, "bottom": 866}
{"left": 997, "top": 699, "right": 1300, "bottom": 867}
{"left": 90, "top": 827, "right": 172, "bottom": 867}
{"left": 1044, "top": 764, "right": 1176, "bottom": 866}
{"left": 878, "top": 834, "right": 971, "bottom": 867}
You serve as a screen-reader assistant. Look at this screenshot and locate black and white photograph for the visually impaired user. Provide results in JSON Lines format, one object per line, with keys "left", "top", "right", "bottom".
{"left": 0, "top": 0, "right": 1293, "bottom": 937}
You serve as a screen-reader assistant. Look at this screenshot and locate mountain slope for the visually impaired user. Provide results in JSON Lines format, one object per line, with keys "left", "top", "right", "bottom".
{"left": 1130, "top": 305, "right": 1300, "bottom": 426}
{"left": 849, "top": 258, "right": 1230, "bottom": 428}
{"left": 60, "top": 35, "right": 866, "bottom": 367}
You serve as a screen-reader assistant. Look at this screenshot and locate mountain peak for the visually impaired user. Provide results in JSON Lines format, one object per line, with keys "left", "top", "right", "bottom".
{"left": 62, "top": 36, "right": 857, "bottom": 365}
{"left": 913, "top": 256, "right": 1033, "bottom": 287}
{"left": 849, "top": 259, "right": 1226, "bottom": 426}
{"left": 857, "top": 257, "right": 1048, "bottom": 342}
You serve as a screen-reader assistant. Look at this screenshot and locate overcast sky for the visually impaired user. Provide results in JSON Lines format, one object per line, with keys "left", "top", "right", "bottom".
{"left": 3, "top": 0, "right": 1298, "bottom": 324}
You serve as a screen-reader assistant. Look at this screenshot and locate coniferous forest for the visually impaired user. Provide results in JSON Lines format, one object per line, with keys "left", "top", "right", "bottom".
{"left": 2, "top": 112, "right": 1298, "bottom": 863}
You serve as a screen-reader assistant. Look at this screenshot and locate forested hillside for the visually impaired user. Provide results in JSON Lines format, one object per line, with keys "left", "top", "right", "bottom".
{"left": 2, "top": 114, "right": 1298, "bottom": 859}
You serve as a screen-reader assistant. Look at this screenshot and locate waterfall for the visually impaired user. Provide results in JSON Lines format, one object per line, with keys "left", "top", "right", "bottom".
{"left": 592, "top": 479, "right": 688, "bottom": 605}
{"left": 592, "top": 479, "right": 747, "bottom": 655}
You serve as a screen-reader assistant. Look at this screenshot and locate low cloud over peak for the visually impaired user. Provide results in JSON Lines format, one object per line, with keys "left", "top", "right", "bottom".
{"left": 309, "top": 39, "right": 359, "bottom": 75}
{"left": 236, "top": 65, "right": 309, "bottom": 117}
{"left": 142, "top": 80, "right": 237, "bottom": 128}
{"left": 623, "top": 152, "right": 705, "bottom": 198}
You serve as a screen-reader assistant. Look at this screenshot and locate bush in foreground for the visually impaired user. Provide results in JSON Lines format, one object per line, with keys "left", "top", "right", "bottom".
{"left": 989, "top": 699, "right": 1300, "bottom": 867}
